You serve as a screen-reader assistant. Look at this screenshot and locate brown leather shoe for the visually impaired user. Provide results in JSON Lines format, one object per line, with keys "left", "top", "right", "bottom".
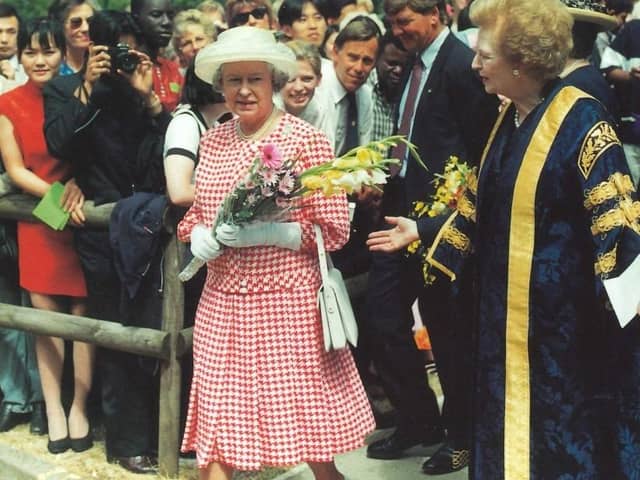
{"left": 107, "top": 455, "right": 158, "bottom": 474}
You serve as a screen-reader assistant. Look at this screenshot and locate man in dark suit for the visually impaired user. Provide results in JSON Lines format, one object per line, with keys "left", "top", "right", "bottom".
{"left": 365, "top": 0, "right": 499, "bottom": 474}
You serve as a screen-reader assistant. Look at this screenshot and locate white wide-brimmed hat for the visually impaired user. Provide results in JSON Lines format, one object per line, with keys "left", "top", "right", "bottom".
{"left": 562, "top": 0, "right": 618, "bottom": 30}
{"left": 195, "top": 26, "right": 298, "bottom": 84}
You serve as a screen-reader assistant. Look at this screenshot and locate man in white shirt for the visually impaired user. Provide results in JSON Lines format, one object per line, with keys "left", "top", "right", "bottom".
{"left": 0, "top": 5, "right": 26, "bottom": 94}
{"left": 318, "top": 15, "right": 379, "bottom": 156}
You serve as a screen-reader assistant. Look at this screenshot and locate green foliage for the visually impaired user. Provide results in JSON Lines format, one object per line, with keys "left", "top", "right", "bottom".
{"left": 2, "top": 0, "right": 52, "bottom": 19}
{"left": 2, "top": 0, "right": 202, "bottom": 21}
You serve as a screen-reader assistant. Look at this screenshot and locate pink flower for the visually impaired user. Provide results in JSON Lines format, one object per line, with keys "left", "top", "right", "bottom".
{"left": 278, "top": 172, "right": 295, "bottom": 194}
{"left": 261, "top": 168, "right": 278, "bottom": 185}
{"left": 261, "top": 144, "right": 283, "bottom": 169}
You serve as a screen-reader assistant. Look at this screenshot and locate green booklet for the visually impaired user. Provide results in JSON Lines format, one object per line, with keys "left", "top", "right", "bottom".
{"left": 32, "top": 181, "right": 70, "bottom": 230}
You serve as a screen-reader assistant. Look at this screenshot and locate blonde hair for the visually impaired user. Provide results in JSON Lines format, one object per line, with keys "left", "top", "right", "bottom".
{"left": 286, "top": 40, "right": 322, "bottom": 76}
{"left": 172, "top": 9, "right": 217, "bottom": 53}
{"left": 356, "top": 0, "right": 375, "bottom": 13}
{"left": 470, "top": 0, "right": 573, "bottom": 81}
{"left": 198, "top": 0, "right": 225, "bottom": 14}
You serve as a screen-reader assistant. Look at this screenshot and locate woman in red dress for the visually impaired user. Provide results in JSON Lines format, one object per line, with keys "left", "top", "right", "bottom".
{"left": 0, "top": 18, "right": 93, "bottom": 455}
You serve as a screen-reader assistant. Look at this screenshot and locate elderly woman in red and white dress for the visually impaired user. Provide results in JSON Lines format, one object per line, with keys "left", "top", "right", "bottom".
{"left": 177, "top": 26, "right": 375, "bottom": 480}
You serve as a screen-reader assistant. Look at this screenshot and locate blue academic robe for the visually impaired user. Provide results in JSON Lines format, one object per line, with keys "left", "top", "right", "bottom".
{"left": 425, "top": 83, "right": 640, "bottom": 479}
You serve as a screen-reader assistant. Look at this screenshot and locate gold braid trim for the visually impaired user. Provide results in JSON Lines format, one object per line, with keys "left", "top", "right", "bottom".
{"left": 442, "top": 225, "right": 471, "bottom": 254}
{"left": 467, "top": 170, "right": 478, "bottom": 195}
{"left": 590, "top": 199, "right": 640, "bottom": 236}
{"left": 584, "top": 173, "right": 635, "bottom": 210}
{"left": 594, "top": 246, "right": 617, "bottom": 277}
{"left": 578, "top": 121, "right": 621, "bottom": 179}
{"left": 457, "top": 193, "right": 476, "bottom": 222}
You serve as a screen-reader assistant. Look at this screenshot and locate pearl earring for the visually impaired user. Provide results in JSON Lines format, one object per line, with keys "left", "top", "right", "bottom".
{"left": 512, "top": 69, "right": 520, "bottom": 77}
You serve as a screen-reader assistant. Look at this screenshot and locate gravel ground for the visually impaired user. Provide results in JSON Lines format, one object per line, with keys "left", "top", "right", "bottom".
{"left": 0, "top": 423, "right": 286, "bottom": 480}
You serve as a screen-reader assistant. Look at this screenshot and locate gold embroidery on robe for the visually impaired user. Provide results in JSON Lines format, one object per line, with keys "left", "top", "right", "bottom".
{"left": 595, "top": 246, "right": 617, "bottom": 277}
{"left": 467, "top": 170, "right": 478, "bottom": 196}
{"left": 578, "top": 122, "right": 621, "bottom": 179}
{"left": 442, "top": 225, "right": 471, "bottom": 254}
{"left": 591, "top": 199, "right": 640, "bottom": 236}
{"left": 584, "top": 173, "right": 635, "bottom": 210}
{"left": 457, "top": 194, "right": 476, "bottom": 222}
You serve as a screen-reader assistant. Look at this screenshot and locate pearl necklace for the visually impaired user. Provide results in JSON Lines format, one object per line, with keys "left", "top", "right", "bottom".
{"left": 236, "top": 107, "right": 280, "bottom": 140}
{"left": 514, "top": 98, "right": 544, "bottom": 128}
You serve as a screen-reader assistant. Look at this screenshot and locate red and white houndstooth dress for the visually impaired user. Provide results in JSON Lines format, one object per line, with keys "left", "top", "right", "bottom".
{"left": 178, "top": 113, "right": 375, "bottom": 470}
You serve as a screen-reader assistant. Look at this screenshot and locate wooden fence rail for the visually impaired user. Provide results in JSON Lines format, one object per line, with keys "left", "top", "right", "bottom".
{"left": 0, "top": 192, "right": 368, "bottom": 478}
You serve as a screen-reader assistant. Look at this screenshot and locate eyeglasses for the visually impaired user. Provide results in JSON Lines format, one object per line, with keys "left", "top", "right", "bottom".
{"left": 67, "top": 16, "right": 92, "bottom": 29}
{"left": 230, "top": 6, "right": 268, "bottom": 26}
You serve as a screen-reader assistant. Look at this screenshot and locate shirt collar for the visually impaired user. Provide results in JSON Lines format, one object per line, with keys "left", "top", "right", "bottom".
{"left": 419, "top": 27, "right": 450, "bottom": 69}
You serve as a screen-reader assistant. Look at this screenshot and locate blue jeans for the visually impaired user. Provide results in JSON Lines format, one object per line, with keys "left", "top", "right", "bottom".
{"left": 0, "top": 256, "right": 43, "bottom": 412}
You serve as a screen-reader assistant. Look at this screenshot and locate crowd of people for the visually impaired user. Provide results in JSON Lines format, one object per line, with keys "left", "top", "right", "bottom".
{"left": 0, "top": 0, "right": 638, "bottom": 479}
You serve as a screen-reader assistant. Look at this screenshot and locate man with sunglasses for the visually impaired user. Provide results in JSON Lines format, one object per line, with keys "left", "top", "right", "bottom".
{"left": 225, "top": 0, "right": 274, "bottom": 29}
{"left": 131, "top": 0, "right": 183, "bottom": 111}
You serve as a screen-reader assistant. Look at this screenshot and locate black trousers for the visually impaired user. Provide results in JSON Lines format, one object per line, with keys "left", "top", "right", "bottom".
{"left": 75, "top": 229, "right": 158, "bottom": 457}
{"left": 366, "top": 176, "right": 473, "bottom": 446}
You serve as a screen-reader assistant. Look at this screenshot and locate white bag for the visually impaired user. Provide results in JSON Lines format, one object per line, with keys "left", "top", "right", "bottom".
{"left": 314, "top": 225, "right": 358, "bottom": 351}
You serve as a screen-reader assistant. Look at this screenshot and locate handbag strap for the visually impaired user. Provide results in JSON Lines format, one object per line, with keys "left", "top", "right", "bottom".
{"left": 314, "top": 224, "right": 331, "bottom": 283}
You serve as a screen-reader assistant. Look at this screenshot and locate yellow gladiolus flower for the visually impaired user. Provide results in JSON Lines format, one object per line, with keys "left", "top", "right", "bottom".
{"left": 301, "top": 175, "right": 325, "bottom": 190}
{"left": 356, "top": 148, "right": 373, "bottom": 166}
{"left": 333, "top": 156, "right": 362, "bottom": 169}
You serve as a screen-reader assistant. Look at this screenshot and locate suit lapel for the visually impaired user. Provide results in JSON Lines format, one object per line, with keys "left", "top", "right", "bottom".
{"left": 416, "top": 33, "right": 454, "bottom": 116}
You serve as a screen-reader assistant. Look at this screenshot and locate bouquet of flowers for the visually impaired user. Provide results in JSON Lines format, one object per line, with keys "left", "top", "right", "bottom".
{"left": 178, "top": 135, "right": 418, "bottom": 281}
{"left": 406, "top": 155, "right": 475, "bottom": 284}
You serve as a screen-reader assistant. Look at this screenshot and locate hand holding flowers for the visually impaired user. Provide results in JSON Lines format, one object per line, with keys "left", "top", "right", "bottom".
{"left": 178, "top": 135, "right": 417, "bottom": 281}
{"left": 367, "top": 155, "right": 475, "bottom": 285}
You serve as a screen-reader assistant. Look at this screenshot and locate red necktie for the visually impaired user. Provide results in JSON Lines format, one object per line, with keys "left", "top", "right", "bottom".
{"left": 389, "top": 58, "right": 424, "bottom": 177}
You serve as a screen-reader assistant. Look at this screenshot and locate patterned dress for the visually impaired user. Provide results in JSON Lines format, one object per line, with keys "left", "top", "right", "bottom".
{"left": 0, "top": 80, "right": 86, "bottom": 297}
{"left": 178, "top": 112, "right": 375, "bottom": 470}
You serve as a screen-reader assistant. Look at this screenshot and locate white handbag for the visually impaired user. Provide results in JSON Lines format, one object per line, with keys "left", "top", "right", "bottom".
{"left": 314, "top": 224, "right": 358, "bottom": 351}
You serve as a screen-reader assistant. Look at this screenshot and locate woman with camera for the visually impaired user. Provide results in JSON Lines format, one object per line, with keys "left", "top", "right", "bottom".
{"left": 43, "top": 10, "right": 171, "bottom": 475}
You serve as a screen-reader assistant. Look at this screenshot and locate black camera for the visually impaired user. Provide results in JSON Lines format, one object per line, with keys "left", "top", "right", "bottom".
{"left": 108, "top": 43, "right": 139, "bottom": 74}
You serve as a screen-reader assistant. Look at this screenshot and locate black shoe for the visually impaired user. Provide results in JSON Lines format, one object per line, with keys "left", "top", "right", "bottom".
{"left": 367, "top": 426, "right": 444, "bottom": 460}
{"left": 422, "top": 443, "right": 470, "bottom": 475}
{"left": 47, "top": 436, "right": 71, "bottom": 454}
{"left": 0, "top": 404, "right": 28, "bottom": 432}
{"left": 29, "top": 403, "right": 47, "bottom": 435}
{"left": 107, "top": 455, "right": 158, "bottom": 475}
{"left": 70, "top": 430, "right": 93, "bottom": 453}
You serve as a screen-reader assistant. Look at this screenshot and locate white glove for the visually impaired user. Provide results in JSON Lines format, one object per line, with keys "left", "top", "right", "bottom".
{"left": 216, "top": 222, "right": 302, "bottom": 250}
{"left": 190, "top": 224, "right": 223, "bottom": 261}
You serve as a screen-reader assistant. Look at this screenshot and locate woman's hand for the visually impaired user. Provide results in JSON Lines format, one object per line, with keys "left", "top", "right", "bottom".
{"left": 61, "top": 178, "right": 85, "bottom": 226}
{"left": 69, "top": 204, "right": 86, "bottom": 227}
{"left": 367, "top": 216, "right": 419, "bottom": 253}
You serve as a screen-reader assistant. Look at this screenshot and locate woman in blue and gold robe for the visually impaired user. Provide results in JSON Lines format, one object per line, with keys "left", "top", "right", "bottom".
{"left": 368, "top": 0, "right": 640, "bottom": 478}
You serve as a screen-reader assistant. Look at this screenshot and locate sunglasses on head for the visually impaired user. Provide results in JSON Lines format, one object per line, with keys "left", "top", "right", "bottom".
{"left": 67, "top": 16, "right": 91, "bottom": 29}
{"left": 230, "top": 6, "right": 268, "bottom": 26}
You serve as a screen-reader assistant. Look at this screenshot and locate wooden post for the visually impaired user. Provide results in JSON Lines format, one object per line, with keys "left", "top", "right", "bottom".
{"left": 158, "top": 228, "right": 186, "bottom": 478}
{"left": 0, "top": 194, "right": 114, "bottom": 227}
{"left": 0, "top": 305, "right": 170, "bottom": 359}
